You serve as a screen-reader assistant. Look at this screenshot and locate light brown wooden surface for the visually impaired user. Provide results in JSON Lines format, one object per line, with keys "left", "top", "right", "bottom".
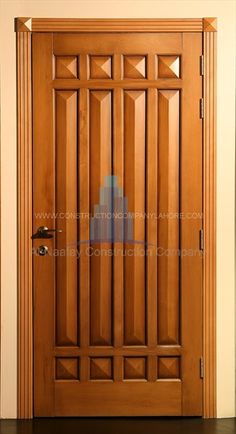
{"left": 25, "top": 18, "right": 204, "bottom": 33}
{"left": 33, "top": 33, "right": 55, "bottom": 416}
{"left": 90, "top": 90, "right": 112, "bottom": 346}
{"left": 17, "top": 31, "right": 33, "bottom": 419}
{"left": 124, "top": 90, "right": 146, "bottom": 346}
{"left": 32, "top": 31, "right": 203, "bottom": 416}
{"left": 16, "top": 17, "right": 219, "bottom": 34}
{"left": 181, "top": 33, "right": 203, "bottom": 415}
{"left": 56, "top": 90, "right": 78, "bottom": 346}
{"left": 203, "top": 31, "right": 217, "bottom": 418}
{"left": 158, "top": 89, "right": 179, "bottom": 346}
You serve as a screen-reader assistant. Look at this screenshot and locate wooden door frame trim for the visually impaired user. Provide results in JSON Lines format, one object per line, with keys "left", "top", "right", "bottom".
{"left": 16, "top": 17, "right": 217, "bottom": 419}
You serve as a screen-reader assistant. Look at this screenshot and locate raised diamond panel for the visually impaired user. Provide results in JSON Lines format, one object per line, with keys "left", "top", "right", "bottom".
{"left": 124, "top": 357, "right": 146, "bottom": 380}
{"left": 90, "top": 357, "right": 113, "bottom": 380}
{"left": 158, "top": 55, "right": 180, "bottom": 78}
{"left": 124, "top": 55, "right": 146, "bottom": 79}
{"left": 56, "top": 56, "right": 78, "bottom": 78}
{"left": 56, "top": 358, "right": 79, "bottom": 380}
{"left": 158, "top": 357, "right": 180, "bottom": 379}
{"left": 90, "top": 56, "right": 112, "bottom": 79}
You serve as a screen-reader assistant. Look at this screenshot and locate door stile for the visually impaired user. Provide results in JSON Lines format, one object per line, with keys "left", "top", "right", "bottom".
{"left": 181, "top": 33, "right": 203, "bottom": 415}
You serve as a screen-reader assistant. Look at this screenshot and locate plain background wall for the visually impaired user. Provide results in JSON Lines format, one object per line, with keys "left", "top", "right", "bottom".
{"left": 0, "top": 0, "right": 235, "bottom": 419}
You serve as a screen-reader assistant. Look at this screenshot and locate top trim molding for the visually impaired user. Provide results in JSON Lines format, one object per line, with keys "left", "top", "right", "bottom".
{"left": 15, "top": 17, "right": 217, "bottom": 33}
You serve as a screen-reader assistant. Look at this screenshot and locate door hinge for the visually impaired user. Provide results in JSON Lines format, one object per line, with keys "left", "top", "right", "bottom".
{"left": 199, "top": 229, "right": 204, "bottom": 251}
{"left": 200, "top": 356, "right": 204, "bottom": 379}
{"left": 200, "top": 55, "right": 204, "bottom": 76}
{"left": 200, "top": 98, "right": 204, "bottom": 119}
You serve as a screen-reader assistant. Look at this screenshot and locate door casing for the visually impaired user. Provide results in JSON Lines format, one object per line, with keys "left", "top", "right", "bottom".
{"left": 16, "top": 17, "right": 217, "bottom": 419}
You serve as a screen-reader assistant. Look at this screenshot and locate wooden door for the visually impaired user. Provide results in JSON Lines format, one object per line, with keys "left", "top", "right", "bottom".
{"left": 32, "top": 31, "right": 203, "bottom": 416}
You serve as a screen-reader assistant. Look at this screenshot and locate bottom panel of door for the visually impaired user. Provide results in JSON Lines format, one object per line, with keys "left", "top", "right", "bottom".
{"left": 51, "top": 382, "right": 182, "bottom": 416}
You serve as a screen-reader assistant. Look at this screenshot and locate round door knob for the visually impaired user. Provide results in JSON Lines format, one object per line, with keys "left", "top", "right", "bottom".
{"left": 38, "top": 245, "right": 49, "bottom": 256}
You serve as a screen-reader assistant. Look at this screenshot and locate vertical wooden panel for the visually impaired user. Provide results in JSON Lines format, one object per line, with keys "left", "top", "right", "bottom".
{"left": 33, "top": 33, "right": 55, "bottom": 416}
{"left": 124, "top": 90, "right": 146, "bottom": 346}
{"left": 147, "top": 88, "right": 157, "bottom": 380}
{"left": 203, "top": 31, "right": 216, "bottom": 418}
{"left": 79, "top": 88, "right": 90, "bottom": 381}
{"left": 113, "top": 87, "right": 124, "bottom": 380}
{"left": 17, "top": 31, "right": 33, "bottom": 419}
{"left": 181, "top": 33, "right": 203, "bottom": 415}
{"left": 56, "top": 91, "right": 78, "bottom": 346}
{"left": 157, "top": 90, "right": 179, "bottom": 345}
{"left": 90, "top": 90, "right": 112, "bottom": 346}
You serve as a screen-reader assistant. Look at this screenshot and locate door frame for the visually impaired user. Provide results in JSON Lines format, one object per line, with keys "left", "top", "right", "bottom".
{"left": 16, "top": 17, "right": 217, "bottom": 419}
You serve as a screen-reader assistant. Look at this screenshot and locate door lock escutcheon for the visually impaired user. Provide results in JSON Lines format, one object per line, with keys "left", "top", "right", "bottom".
{"left": 38, "top": 245, "right": 49, "bottom": 256}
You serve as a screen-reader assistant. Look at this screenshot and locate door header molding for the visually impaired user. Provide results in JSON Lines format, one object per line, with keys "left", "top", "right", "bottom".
{"left": 16, "top": 18, "right": 216, "bottom": 419}
{"left": 15, "top": 17, "right": 217, "bottom": 33}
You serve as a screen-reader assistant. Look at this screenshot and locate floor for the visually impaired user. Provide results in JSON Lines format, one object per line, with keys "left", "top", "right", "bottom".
{"left": 0, "top": 418, "right": 235, "bottom": 434}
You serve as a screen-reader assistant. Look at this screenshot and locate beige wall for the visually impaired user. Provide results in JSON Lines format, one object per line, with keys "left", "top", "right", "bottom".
{"left": 0, "top": 0, "right": 235, "bottom": 419}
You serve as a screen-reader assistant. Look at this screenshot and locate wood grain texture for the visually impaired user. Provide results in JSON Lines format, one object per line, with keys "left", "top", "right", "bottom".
{"left": 146, "top": 88, "right": 157, "bottom": 380}
{"left": 17, "top": 22, "right": 217, "bottom": 418}
{"left": 17, "top": 31, "right": 33, "bottom": 419}
{"left": 56, "top": 90, "right": 78, "bottom": 346}
{"left": 124, "top": 90, "right": 146, "bottom": 346}
{"left": 181, "top": 33, "right": 202, "bottom": 416}
{"left": 203, "top": 31, "right": 217, "bottom": 419}
{"left": 113, "top": 87, "right": 124, "bottom": 346}
{"left": 90, "top": 90, "right": 112, "bottom": 346}
{"left": 52, "top": 79, "right": 183, "bottom": 90}
{"left": 15, "top": 17, "right": 204, "bottom": 33}
{"left": 54, "top": 382, "right": 181, "bottom": 416}
{"left": 33, "top": 33, "right": 55, "bottom": 417}
{"left": 157, "top": 90, "right": 179, "bottom": 346}
{"left": 78, "top": 87, "right": 90, "bottom": 382}
{"left": 53, "top": 33, "right": 182, "bottom": 55}
{"left": 54, "top": 345, "right": 182, "bottom": 357}
{"left": 113, "top": 86, "right": 124, "bottom": 382}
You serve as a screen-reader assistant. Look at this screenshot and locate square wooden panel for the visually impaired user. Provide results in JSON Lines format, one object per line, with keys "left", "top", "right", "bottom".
{"left": 56, "top": 358, "right": 79, "bottom": 380}
{"left": 55, "top": 56, "right": 78, "bottom": 78}
{"left": 124, "top": 55, "right": 146, "bottom": 79}
{"left": 158, "top": 357, "right": 180, "bottom": 379}
{"left": 90, "top": 357, "right": 113, "bottom": 380}
{"left": 90, "top": 56, "right": 112, "bottom": 79}
{"left": 124, "top": 357, "right": 146, "bottom": 380}
{"left": 158, "top": 55, "right": 180, "bottom": 78}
